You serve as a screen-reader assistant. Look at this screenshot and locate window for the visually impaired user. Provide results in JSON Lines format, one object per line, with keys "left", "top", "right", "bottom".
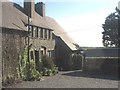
{"left": 48, "top": 51, "right": 51, "bottom": 57}
{"left": 41, "top": 50, "right": 43, "bottom": 58}
{"left": 35, "top": 27, "right": 38, "bottom": 37}
{"left": 52, "top": 33, "right": 55, "bottom": 39}
{"left": 33, "top": 27, "right": 36, "bottom": 37}
{"left": 48, "top": 30, "right": 51, "bottom": 39}
{"left": 40, "top": 28, "right": 43, "bottom": 39}
{"left": 48, "top": 50, "right": 55, "bottom": 57}
{"left": 29, "top": 26, "right": 33, "bottom": 37}
{"left": 44, "top": 29, "right": 47, "bottom": 39}
{"left": 38, "top": 28, "right": 41, "bottom": 38}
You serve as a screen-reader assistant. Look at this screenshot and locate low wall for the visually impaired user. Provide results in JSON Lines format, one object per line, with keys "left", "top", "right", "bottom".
{"left": 83, "top": 57, "right": 119, "bottom": 76}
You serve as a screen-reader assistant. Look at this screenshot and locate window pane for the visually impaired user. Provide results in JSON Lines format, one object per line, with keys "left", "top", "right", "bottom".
{"left": 38, "top": 28, "right": 41, "bottom": 37}
{"left": 35, "top": 27, "right": 38, "bottom": 37}
{"left": 45, "top": 29, "right": 47, "bottom": 39}
{"left": 30, "top": 26, "right": 33, "bottom": 37}
{"left": 48, "top": 51, "right": 51, "bottom": 57}
{"left": 41, "top": 51, "right": 43, "bottom": 58}
{"left": 40, "top": 28, "right": 43, "bottom": 38}
{"left": 52, "top": 33, "right": 55, "bottom": 39}
{"left": 33, "top": 27, "right": 36, "bottom": 37}
{"left": 48, "top": 30, "right": 51, "bottom": 39}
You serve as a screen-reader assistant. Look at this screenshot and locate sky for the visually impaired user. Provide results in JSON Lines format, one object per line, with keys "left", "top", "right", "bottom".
{"left": 10, "top": 0, "right": 119, "bottom": 47}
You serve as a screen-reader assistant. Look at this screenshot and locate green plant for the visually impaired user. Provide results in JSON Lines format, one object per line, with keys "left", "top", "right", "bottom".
{"left": 47, "top": 69, "right": 52, "bottom": 76}
{"left": 42, "top": 68, "right": 48, "bottom": 76}
{"left": 41, "top": 55, "right": 59, "bottom": 76}
{"left": 51, "top": 66, "right": 58, "bottom": 75}
{"left": 20, "top": 49, "right": 58, "bottom": 81}
{"left": 20, "top": 47, "right": 42, "bottom": 81}
{"left": 42, "top": 55, "right": 55, "bottom": 69}
{"left": 29, "top": 60, "right": 42, "bottom": 81}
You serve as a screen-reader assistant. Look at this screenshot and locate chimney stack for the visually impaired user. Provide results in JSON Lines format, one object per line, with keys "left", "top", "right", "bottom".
{"left": 24, "top": 0, "right": 34, "bottom": 18}
{"left": 35, "top": 2, "right": 45, "bottom": 17}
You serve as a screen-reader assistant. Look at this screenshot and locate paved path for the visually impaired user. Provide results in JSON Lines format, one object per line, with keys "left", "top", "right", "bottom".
{"left": 5, "top": 70, "right": 118, "bottom": 88}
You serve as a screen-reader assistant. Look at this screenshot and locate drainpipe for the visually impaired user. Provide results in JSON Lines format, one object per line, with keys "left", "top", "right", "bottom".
{"left": 28, "top": 16, "right": 30, "bottom": 63}
{"left": 26, "top": 15, "right": 30, "bottom": 80}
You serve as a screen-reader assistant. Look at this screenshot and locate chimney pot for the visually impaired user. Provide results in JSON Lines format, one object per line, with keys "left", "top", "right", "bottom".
{"left": 24, "top": 0, "right": 34, "bottom": 18}
{"left": 35, "top": 2, "right": 45, "bottom": 17}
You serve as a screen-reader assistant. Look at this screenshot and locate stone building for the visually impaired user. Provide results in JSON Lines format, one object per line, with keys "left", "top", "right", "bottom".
{"left": 14, "top": 0, "right": 80, "bottom": 70}
{"left": 23, "top": 1, "right": 56, "bottom": 67}
{"left": 1, "top": 0, "right": 80, "bottom": 83}
{"left": 1, "top": 1, "right": 28, "bottom": 83}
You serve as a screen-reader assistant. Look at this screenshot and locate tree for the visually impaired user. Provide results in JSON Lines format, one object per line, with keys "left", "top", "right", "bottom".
{"left": 116, "top": 7, "right": 120, "bottom": 47}
{"left": 102, "top": 9, "right": 119, "bottom": 47}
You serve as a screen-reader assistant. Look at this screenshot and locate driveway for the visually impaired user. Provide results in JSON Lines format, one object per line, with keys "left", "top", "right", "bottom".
{"left": 4, "top": 70, "right": 118, "bottom": 88}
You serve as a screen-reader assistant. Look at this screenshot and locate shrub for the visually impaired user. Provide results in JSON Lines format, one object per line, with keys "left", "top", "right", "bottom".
{"left": 40, "top": 55, "right": 59, "bottom": 76}
{"left": 21, "top": 49, "right": 58, "bottom": 81}
{"left": 52, "top": 66, "right": 59, "bottom": 75}
{"left": 42, "top": 68, "right": 48, "bottom": 76}
{"left": 42, "top": 55, "right": 55, "bottom": 69}
{"left": 29, "top": 60, "right": 42, "bottom": 81}
{"left": 47, "top": 69, "right": 52, "bottom": 76}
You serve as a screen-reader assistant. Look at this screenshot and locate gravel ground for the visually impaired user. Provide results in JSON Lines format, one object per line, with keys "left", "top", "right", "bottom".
{"left": 4, "top": 70, "right": 118, "bottom": 88}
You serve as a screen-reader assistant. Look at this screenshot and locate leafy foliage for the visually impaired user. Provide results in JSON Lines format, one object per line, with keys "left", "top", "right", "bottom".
{"left": 102, "top": 9, "right": 119, "bottom": 47}
{"left": 42, "top": 55, "right": 55, "bottom": 69}
{"left": 41, "top": 55, "right": 58, "bottom": 76}
{"left": 20, "top": 48, "right": 42, "bottom": 81}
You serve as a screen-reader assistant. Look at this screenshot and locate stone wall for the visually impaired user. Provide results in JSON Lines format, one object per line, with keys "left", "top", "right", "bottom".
{"left": 84, "top": 58, "right": 118, "bottom": 76}
{"left": 2, "top": 28, "right": 27, "bottom": 85}
{"left": 30, "top": 38, "right": 55, "bottom": 50}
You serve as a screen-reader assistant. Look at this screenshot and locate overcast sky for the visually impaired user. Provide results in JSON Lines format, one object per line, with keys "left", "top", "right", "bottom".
{"left": 11, "top": 0, "right": 120, "bottom": 47}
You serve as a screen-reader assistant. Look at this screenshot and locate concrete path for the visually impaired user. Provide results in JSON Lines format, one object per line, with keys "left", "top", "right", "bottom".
{"left": 4, "top": 70, "right": 118, "bottom": 88}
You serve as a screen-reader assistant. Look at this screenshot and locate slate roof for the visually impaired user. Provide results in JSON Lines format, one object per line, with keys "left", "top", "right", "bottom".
{"left": 1, "top": 1, "right": 78, "bottom": 50}
{"left": 85, "top": 48, "right": 120, "bottom": 58}
{"left": 1, "top": 1, "right": 51, "bottom": 30}
{"left": 1, "top": 1, "right": 27, "bottom": 31}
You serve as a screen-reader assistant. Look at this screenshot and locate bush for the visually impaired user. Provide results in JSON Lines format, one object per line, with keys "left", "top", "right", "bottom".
{"left": 42, "top": 55, "right": 55, "bottom": 69}
{"left": 47, "top": 69, "right": 52, "bottom": 76}
{"left": 52, "top": 66, "right": 59, "bottom": 75}
{"left": 40, "top": 55, "right": 58, "bottom": 76}
{"left": 21, "top": 49, "right": 58, "bottom": 81}
{"left": 29, "top": 60, "right": 42, "bottom": 81}
{"left": 42, "top": 68, "right": 48, "bottom": 76}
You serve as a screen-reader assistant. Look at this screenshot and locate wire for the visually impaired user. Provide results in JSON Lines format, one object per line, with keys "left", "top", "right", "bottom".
{"left": 56, "top": 25, "right": 102, "bottom": 35}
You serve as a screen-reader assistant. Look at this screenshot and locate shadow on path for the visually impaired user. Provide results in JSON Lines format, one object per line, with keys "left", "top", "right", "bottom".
{"left": 61, "top": 70, "right": 118, "bottom": 80}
